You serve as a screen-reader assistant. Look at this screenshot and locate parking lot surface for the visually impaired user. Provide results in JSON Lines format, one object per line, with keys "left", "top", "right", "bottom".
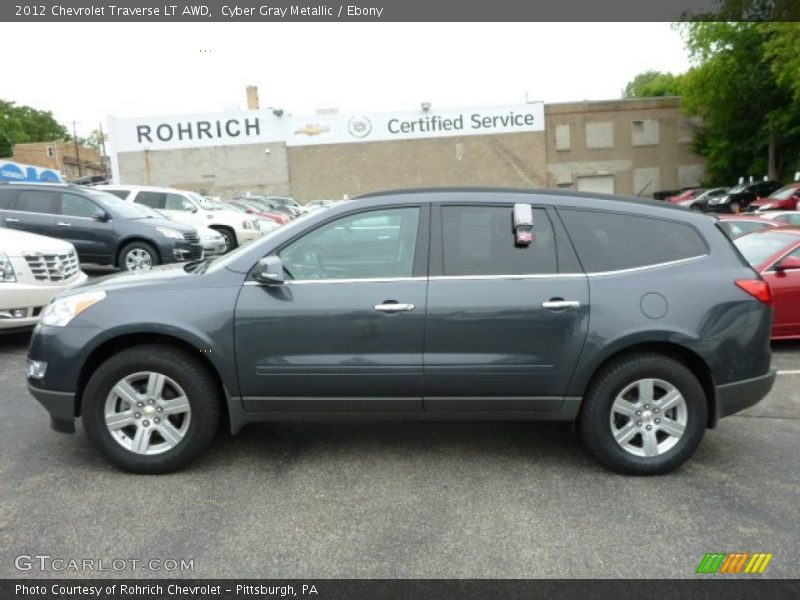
{"left": 0, "top": 269, "right": 798, "bottom": 579}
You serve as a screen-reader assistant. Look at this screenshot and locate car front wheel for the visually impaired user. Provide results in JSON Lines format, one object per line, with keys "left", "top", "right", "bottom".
{"left": 81, "top": 344, "right": 221, "bottom": 473}
{"left": 579, "top": 353, "right": 707, "bottom": 475}
{"left": 119, "top": 241, "right": 159, "bottom": 271}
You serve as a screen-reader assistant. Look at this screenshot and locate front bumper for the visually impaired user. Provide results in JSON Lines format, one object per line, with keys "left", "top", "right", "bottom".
{"left": 713, "top": 369, "right": 776, "bottom": 425}
{"left": 162, "top": 240, "right": 204, "bottom": 263}
{"left": 201, "top": 238, "right": 227, "bottom": 256}
{"left": 235, "top": 228, "right": 262, "bottom": 245}
{"left": 0, "top": 272, "right": 88, "bottom": 330}
{"left": 28, "top": 381, "right": 77, "bottom": 433}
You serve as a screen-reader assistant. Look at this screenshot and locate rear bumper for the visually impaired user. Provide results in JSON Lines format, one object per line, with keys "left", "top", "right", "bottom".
{"left": 27, "top": 381, "right": 76, "bottom": 433}
{"left": 713, "top": 369, "right": 776, "bottom": 425}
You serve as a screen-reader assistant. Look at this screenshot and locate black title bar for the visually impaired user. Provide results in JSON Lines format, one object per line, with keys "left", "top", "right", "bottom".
{"left": 2, "top": 0, "right": 799, "bottom": 22}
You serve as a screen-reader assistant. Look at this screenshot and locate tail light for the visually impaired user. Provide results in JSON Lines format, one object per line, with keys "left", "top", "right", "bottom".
{"left": 736, "top": 279, "right": 772, "bottom": 305}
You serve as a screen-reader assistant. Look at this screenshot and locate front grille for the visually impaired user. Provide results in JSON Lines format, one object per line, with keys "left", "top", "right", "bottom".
{"left": 183, "top": 232, "right": 200, "bottom": 243}
{"left": 24, "top": 250, "right": 80, "bottom": 282}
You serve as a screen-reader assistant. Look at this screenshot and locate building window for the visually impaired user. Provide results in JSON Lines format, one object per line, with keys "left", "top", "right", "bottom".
{"left": 631, "top": 119, "right": 659, "bottom": 146}
{"left": 585, "top": 122, "right": 614, "bottom": 149}
{"left": 555, "top": 124, "right": 571, "bottom": 151}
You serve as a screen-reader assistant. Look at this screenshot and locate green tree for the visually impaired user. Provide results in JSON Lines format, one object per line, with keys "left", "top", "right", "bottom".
{"left": 0, "top": 100, "right": 69, "bottom": 158}
{"left": 678, "top": 22, "right": 800, "bottom": 184}
{"left": 622, "top": 70, "right": 684, "bottom": 99}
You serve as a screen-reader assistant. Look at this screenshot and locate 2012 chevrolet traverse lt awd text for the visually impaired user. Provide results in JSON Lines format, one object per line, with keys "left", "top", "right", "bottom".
{"left": 26, "top": 189, "right": 776, "bottom": 475}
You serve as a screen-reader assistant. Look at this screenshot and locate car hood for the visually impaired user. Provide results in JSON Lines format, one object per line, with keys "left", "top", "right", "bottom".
{"left": 71, "top": 262, "right": 194, "bottom": 295}
{"left": 130, "top": 217, "right": 196, "bottom": 234}
{"left": 0, "top": 228, "right": 76, "bottom": 256}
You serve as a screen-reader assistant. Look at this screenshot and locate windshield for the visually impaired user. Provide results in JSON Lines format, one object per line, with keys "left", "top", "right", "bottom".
{"left": 272, "top": 197, "right": 299, "bottom": 207}
{"left": 734, "top": 232, "right": 793, "bottom": 267}
{"left": 88, "top": 191, "right": 150, "bottom": 219}
{"left": 771, "top": 185, "right": 799, "bottom": 200}
{"left": 202, "top": 210, "right": 317, "bottom": 274}
{"left": 727, "top": 184, "right": 748, "bottom": 194}
{"left": 135, "top": 204, "right": 170, "bottom": 220}
{"left": 188, "top": 192, "right": 217, "bottom": 210}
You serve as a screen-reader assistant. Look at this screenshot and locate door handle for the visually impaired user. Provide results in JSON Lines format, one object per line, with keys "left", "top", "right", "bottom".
{"left": 4, "top": 217, "right": 19, "bottom": 223}
{"left": 542, "top": 299, "right": 581, "bottom": 310}
{"left": 374, "top": 302, "right": 415, "bottom": 312}
{"left": 57, "top": 222, "right": 72, "bottom": 227}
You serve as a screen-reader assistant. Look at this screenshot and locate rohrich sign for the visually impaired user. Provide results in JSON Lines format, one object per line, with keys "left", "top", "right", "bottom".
{"left": 106, "top": 102, "right": 545, "bottom": 153}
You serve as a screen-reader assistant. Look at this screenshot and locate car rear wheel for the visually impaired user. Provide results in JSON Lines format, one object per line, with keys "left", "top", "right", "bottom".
{"left": 579, "top": 353, "right": 707, "bottom": 475}
{"left": 119, "top": 241, "right": 159, "bottom": 271}
{"left": 81, "top": 344, "right": 221, "bottom": 473}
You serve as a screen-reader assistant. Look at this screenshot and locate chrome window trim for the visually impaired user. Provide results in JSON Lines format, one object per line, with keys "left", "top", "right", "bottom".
{"left": 585, "top": 254, "right": 707, "bottom": 277}
{"left": 243, "top": 255, "right": 707, "bottom": 285}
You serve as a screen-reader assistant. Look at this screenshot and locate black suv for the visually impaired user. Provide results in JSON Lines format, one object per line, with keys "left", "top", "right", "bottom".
{"left": 26, "top": 188, "right": 775, "bottom": 475}
{"left": 0, "top": 183, "right": 202, "bottom": 270}
{"left": 706, "top": 180, "right": 783, "bottom": 213}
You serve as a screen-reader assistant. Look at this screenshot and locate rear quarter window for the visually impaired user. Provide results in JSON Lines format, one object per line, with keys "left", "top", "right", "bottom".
{"left": 559, "top": 209, "right": 707, "bottom": 273}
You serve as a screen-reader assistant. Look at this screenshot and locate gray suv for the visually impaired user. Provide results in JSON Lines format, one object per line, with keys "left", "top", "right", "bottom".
{"left": 26, "top": 189, "right": 775, "bottom": 475}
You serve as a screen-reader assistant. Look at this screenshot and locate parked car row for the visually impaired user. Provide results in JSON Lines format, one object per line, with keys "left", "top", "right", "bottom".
{"left": 669, "top": 181, "right": 800, "bottom": 214}
{"left": 1, "top": 183, "right": 341, "bottom": 332}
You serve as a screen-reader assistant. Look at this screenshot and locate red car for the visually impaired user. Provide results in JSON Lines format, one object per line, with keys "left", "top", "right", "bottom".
{"left": 227, "top": 200, "right": 289, "bottom": 225}
{"left": 667, "top": 188, "right": 705, "bottom": 204}
{"left": 734, "top": 227, "right": 800, "bottom": 339}
{"left": 716, "top": 215, "right": 780, "bottom": 239}
{"left": 749, "top": 182, "right": 800, "bottom": 212}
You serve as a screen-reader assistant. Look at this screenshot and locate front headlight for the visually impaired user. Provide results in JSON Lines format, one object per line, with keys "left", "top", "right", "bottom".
{"left": 40, "top": 290, "right": 106, "bottom": 327}
{"left": 0, "top": 251, "right": 16, "bottom": 282}
{"left": 156, "top": 226, "right": 184, "bottom": 240}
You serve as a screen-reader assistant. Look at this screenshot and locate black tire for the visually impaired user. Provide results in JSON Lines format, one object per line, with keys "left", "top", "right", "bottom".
{"left": 213, "top": 227, "right": 237, "bottom": 253}
{"left": 81, "top": 344, "right": 221, "bottom": 474}
{"left": 579, "top": 353, "right": 707, "bottom": 476}
{"left": 689, "top": 204, "right": 702, "bottom": 211}
{"left": 118, "top": 241, "right": 160, "bottom": 271}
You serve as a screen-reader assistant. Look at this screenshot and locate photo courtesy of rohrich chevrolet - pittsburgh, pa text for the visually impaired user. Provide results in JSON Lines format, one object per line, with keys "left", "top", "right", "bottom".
{"left": 0, "top": 0, "right": 798, "bottom": 599}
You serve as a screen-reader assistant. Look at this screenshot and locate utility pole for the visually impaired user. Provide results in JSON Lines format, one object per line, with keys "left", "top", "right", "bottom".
{"left": 72, "top": 121, "right": 82, "bottom": 177}
{"left": 98, "top": 122, "right": 108, "bottom": 178}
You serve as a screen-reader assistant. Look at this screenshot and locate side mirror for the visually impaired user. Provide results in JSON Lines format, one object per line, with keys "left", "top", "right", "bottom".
{"left": 775, "top": 256, "right": 800, "bottom": 272}
{"left": 253, "top": 255, "right": 285, "bottom": 284}
{"left": 92, "top": 210, "right": 110, "bottom": 222}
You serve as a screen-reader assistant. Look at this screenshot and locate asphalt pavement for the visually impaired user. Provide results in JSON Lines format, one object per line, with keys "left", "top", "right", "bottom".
{"left": 0, "top": 273, "right": 797, "bottom": 579}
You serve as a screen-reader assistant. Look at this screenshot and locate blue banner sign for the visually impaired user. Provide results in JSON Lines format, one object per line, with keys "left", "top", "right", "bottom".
{"left": 0, "top": 161, "right": 63, "bottom": 183}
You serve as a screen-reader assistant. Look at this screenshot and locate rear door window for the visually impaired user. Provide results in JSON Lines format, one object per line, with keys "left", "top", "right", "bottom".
{"left": 559, "top": 209, "right": 707, "bottom": 272}
{"left": 13, "top": 190, "right": 57, "bottom": 214}
{"left": 441, "top": 205, "right": 556, "bottom": 276}
{"left": 134, "top": 191, "right": 166, "bottom": 209}
{"left": 0, "top": 189, "right": 15, "bottom": 209}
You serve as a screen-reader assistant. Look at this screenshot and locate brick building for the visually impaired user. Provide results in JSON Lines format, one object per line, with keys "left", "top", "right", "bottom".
{"left": 12, "top": 140, "right": 106, "bottom": 181}
{"left": 108, "top": 95, "right": 705, "bottom": 202}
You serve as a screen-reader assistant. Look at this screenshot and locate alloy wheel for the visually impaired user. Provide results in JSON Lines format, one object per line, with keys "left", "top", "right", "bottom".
{"left": 609, "top": 378, "right": 688, "bottom": 458}
{"left": 104, "top": 371, "right": 191, "bottom": 455}
{"left": 125, "top": 248, "right": 153, "bottom": 270}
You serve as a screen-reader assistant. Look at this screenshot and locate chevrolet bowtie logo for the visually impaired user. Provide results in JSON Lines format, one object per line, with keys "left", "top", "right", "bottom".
{"left": 294, "top": 124, "right": 331, "bottom": 136}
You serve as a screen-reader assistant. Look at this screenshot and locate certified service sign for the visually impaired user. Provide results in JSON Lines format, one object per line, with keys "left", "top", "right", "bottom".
{"left": 287, "top": 102, "right": 544, "bottom": 147}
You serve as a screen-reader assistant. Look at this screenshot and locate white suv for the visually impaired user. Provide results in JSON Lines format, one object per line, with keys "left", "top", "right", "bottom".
{"left": 98, "top": 185, "right": 261, "bottom": 251}
{"left": 1, "top": 228, "right": 88, "bottom": 331}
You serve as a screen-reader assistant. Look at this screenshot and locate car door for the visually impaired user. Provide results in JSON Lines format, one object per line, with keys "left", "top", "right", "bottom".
{"left": 234, "top": 205, "right": 429, "bottom": 412}
{"left": 56, "top": 192, "right": 116, "bottom": 263}
{"left": 3, "top": 189, "right": 57, "bottom": 237}
{"left": 763, "top": 246, "right": 800, "bottom": 337}
{"left": 423, "top": 202, "right": 589, "bottom": 412}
